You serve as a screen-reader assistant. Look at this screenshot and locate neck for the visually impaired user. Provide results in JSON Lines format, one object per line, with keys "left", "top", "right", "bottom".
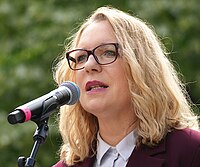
{"left": 97, "top": 111, "right": 137, "bottom": 146}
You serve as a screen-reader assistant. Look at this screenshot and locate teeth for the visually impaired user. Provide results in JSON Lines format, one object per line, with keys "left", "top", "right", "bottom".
{"left": 89, "top": 85, "right": 108, "bottom": 91}
{"left": 90, "top": 85, "right": 104, "bottom": 90}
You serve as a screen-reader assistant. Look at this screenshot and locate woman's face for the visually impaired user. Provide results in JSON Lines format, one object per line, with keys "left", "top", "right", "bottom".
{"left": 75, "top": 20, "right": 132, "bottom": 118}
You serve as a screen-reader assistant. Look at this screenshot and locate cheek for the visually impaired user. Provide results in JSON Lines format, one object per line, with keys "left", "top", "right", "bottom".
{"left": 75, "top": 72, "right": 82, "bottom": 87}
{"left": 114, "top": 63, "right": 130, "bottom": 96}
{"left": 113, "top": 63, "right": 129, "bottom": 86}
{"left": 116, "top": 78, "right": 130, "bottom": 98}
{"left": 75, "top": 72, "right": 86, "bottom": 101}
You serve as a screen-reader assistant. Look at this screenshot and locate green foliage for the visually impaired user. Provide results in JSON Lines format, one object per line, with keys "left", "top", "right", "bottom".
{"left": 0, "top": 0, "right": 199, "bottom": 166}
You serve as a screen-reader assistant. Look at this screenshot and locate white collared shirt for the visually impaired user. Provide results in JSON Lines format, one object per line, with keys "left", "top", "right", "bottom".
{"left": 93, "top": 130, "right": 137, "bottom": 167}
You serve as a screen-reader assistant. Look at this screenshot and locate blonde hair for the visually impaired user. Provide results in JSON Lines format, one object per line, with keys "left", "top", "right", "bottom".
{"left": 53, "top": 6, "right": 199, "bottom": 165}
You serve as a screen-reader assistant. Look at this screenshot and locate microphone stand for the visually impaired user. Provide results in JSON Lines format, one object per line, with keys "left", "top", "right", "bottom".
{"left": 18, "top": 118, "right": 49, "bottom": 167}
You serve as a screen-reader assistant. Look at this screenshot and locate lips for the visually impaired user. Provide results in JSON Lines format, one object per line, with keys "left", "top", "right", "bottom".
{"left": 85, "top": 80, "right": 109, "bottom": 92}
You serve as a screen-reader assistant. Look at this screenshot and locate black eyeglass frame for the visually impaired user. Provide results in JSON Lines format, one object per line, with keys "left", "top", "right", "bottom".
{"left": 66, "top": 43, "right": 119, "bottom": 70}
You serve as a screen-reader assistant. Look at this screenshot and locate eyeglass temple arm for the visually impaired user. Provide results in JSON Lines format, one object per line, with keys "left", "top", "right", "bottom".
{"left": 68, "top": 56, "right": 76, "bottom": 63}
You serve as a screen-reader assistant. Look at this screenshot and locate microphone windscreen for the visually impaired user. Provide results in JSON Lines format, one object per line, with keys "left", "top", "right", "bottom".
{"left": 60, "top": 81, "right": 80, "bottom": 105}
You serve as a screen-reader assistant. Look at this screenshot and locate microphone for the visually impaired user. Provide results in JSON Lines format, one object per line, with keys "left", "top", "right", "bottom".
{"left": 7, "top": 81, "right": 80, "bottom": 124}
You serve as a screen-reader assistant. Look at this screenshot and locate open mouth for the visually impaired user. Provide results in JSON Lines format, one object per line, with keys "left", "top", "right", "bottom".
{"left": 86, "top": 80, "right": 109, "bottom": 91}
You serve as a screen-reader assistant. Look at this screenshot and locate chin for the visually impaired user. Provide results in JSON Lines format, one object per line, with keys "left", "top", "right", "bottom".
{"left": 83, "top": 105, "right": 103, "bottom": 115}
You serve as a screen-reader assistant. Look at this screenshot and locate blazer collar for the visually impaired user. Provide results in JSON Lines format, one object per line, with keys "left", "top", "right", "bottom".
{"left": 126, "top": 138, "right": 166, "bottom": 167}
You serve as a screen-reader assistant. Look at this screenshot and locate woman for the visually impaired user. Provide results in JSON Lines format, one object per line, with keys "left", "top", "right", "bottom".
{"left": 53, "top": 6, "right": 200, "bottom": 167}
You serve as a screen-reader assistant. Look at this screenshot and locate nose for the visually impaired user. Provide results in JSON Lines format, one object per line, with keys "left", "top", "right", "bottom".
{"left": 84, "top": 54, "right": 102, "bottom": 73}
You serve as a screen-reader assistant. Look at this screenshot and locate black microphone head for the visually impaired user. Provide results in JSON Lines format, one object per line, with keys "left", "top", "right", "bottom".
{"left": 60, "top": 81, "right": 80, "bottom": 105}
{"left": 7, "top": 110, "right": 25, "bottom": 124}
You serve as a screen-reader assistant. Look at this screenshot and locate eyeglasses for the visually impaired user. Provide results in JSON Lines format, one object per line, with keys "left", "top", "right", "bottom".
{"left": 66, "top": 43, "right": 119, "bottom": 70}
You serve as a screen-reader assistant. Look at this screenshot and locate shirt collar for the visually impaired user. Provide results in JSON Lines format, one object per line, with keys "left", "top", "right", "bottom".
{"left": 96, "top": 133, "right": 111, "bottom": 165}
{"left": 116, "top": 130, "right": 137, "bottom": 161}
{"left": 96, "top": 130, "right": 137, "bottom": 165}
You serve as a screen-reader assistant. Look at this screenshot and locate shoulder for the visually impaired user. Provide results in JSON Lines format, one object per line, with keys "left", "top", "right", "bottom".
{"left": 166, "top": 128, "right": 200, "bottom": 150}
{"left": 167, "top": 128, "right": 200, "bottom": 145}
{"left": 166, "top": 128, "right": 200, "bottom": 166}
{"left": 52, "top": 161, "right": 67, "bottom": 167}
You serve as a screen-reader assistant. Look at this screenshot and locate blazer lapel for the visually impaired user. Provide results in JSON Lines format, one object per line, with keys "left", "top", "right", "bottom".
{"left": 126, "top": 139, "right": 166, "bottom": 167}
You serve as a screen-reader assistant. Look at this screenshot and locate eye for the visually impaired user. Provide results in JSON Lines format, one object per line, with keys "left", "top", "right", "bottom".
{"left": 103, "top": 50, "right": 116, "bottom": 57}
{"left": 76, "top": 54, "right": 88, "bottom": 64}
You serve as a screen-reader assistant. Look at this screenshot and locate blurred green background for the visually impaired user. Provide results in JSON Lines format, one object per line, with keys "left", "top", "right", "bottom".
{"left": 0, "top": 0, "right": 199, "bottom": 166}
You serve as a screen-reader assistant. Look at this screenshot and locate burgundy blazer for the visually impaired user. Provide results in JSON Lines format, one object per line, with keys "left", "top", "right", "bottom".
{"left": 52, "top": 128, "right": 200, "bottom": 167}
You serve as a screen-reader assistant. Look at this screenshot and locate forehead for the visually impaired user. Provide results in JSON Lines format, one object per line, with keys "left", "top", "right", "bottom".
{"left": 77, "top": 20, "right": 117, "bottom": 49}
